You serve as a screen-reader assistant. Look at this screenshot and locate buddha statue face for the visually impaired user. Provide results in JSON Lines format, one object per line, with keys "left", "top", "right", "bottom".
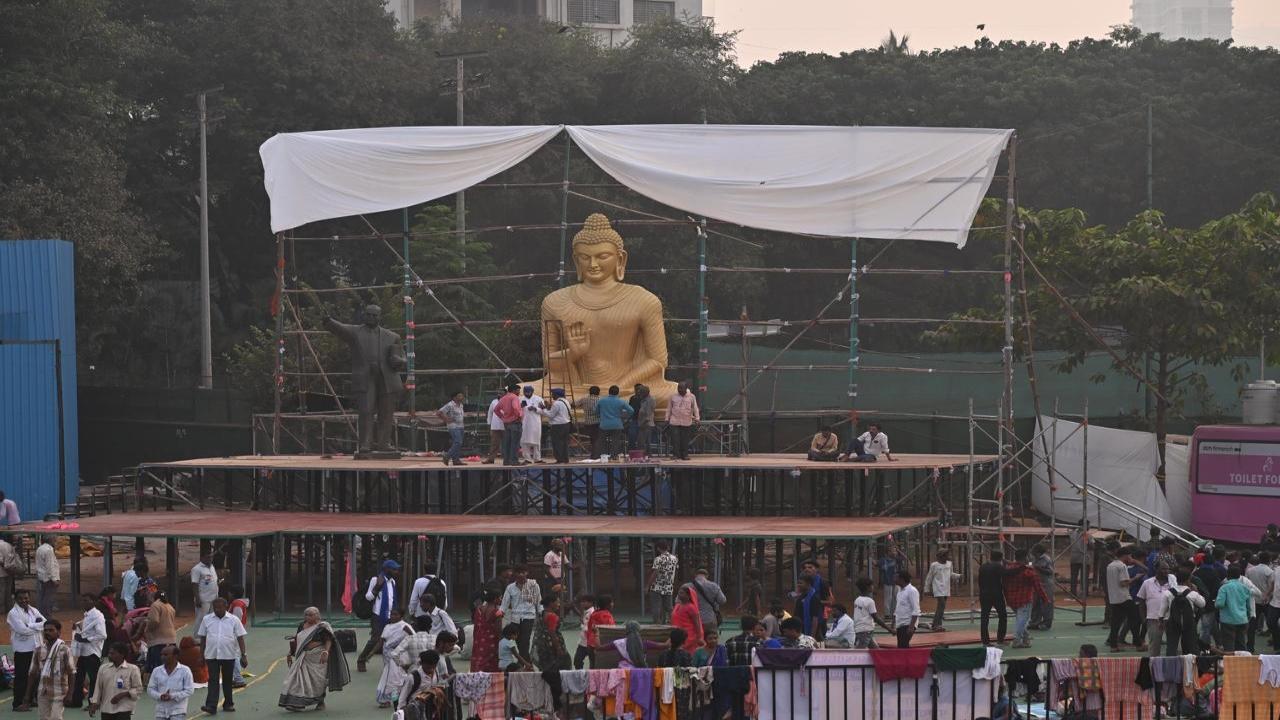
{"left": 571, "top": 213, "right": 628, "bottom": 286}
{"left": 574, "top": 241, "right": 627, "bottom": 286}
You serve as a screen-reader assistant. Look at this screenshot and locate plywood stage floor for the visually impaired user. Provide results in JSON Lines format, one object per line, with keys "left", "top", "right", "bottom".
{"left": 14, "top": 511, "right": 935, "bottom": 541}
{"left": 142, "top": 452, "right": 992, "bottom": 473}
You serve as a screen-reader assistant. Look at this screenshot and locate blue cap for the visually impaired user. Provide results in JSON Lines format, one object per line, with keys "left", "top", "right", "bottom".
{"left": 552, "top": 388, "right": 566, "bottom": 398}
{"left": 382, "top": 559, "right": 401, "bottom": 572}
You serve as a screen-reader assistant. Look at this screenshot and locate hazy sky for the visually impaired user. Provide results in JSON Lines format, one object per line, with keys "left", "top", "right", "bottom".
{"left": 708, "top": 0, "right": 1280, "bottom": 65}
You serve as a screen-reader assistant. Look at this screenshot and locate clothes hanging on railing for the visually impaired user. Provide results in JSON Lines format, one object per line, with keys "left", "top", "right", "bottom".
{"left": 1097, "top": 657, "right": 1153, "bottom": 720}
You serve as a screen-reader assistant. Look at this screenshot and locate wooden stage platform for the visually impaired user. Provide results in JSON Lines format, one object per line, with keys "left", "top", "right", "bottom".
{"left": 143, "top": 452, "right": 991, "bottom": 473}
{"left": 13, "top": 511, "right": 935, "bottom": 541}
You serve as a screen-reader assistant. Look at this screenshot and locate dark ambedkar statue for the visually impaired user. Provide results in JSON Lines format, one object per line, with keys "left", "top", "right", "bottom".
{"left": 323, "top": 304, "right": 406, "bottom": 455}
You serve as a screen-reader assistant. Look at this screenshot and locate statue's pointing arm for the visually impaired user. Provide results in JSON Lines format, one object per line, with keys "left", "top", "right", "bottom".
{"left": 322, "top": 315, "right": 357, "bottom": 343}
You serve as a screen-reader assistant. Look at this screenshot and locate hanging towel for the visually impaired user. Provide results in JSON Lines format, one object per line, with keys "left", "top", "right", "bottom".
{"left": 869, "top": 647, "right": 934, "bottom": 682}
{"left": 972, "top": 647, "right": 1004, "bottom": 680}
{"left": 1097, "top": 657, "right": 1153, "bottom": 720}
{"left": 475, "top": 672, "right": 507, "bottom": 720}
{"left": 630, "top": 668, "right": 657, "bottom": 720}
{"left": 560, "top": 668, "right": 591, "bottom": 695}
{"left": 753, "top": 647, "right": 813, "bottom": 668}
{"left": 1077, "top": 658, "right": 1103, "bottom": 692}
{"left": 1259, "top": 655, "right": 1280, "bottom": 688}
{"left": 1150, "top": 657, "right": 1183, "bottom": 685}
{"left": 1223, "top": 655, "right": 1280, "bottom": 718}
{"left": 931, "top": 647, "right": 988, "bottom": 672}
{"left": 660, "top": 667, "right": 675, "bottom": 704}
{"left": 713, "top": 666, "right": 753, "bottom": 720}
{"left": 745, "top": 673, "right": 759, "bottom": 718}
{"left": 451, "top": 671, "right": 493, "bottom": 702}
{"left": 509, "top": 671, "right": 555, "bottom": 713}
{"left": 1047, "top": 657, "right": 1077, "bottom": 711}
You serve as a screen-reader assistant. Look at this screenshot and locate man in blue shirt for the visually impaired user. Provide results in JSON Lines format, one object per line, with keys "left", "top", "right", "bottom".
{"left": 594, "top": 385, "right": 632, "bottom": 459}
{"left": 1216, "top": 566, "right": 1254, "bottom": 652}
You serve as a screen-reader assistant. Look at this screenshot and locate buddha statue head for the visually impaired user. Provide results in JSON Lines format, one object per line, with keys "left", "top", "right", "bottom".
{"left": 572, "top": 213, "right": 627, "bottom": 286}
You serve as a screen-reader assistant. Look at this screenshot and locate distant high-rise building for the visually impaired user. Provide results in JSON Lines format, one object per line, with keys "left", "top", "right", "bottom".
{"left": 1131, "top": 0, "right": 1232, "bottom": 41}
{"left": 388, "top": 0, "right": 704, "bottom": 45}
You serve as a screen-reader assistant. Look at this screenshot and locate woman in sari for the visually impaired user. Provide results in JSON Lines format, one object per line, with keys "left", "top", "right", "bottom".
{"left": 370, "top": 607, "right": 414, "bottom": 708}
{"left": 279, "top": 607, "right": 352, "bottom": 712}
{"left": 670, "top": 584, "right": 704, "bottom": 653}
{"left": 470, "top": 589, "right": 503, "bottom": 672}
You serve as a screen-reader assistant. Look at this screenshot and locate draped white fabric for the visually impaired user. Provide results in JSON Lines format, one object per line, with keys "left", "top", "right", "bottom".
{"left": 260, "top": 125, "right": 1011, "bottom": 244}
{"left": 259, "top": 125, "right": 562, "bottom": 232}
{"left": 566, "top": 125, "right": 1011, "bottom": 246}
{"left": 1030, "top": 417, "right": 1186, "bottom": 539}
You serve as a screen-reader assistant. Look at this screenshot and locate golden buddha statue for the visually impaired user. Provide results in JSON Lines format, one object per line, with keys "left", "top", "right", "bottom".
{"left": 536, "top": 213, "right": 679, "bottom": 410}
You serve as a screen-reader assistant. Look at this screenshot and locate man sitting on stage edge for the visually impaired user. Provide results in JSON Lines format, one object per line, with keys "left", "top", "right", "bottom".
{"left": 839, "top": 422, "right": 897, "bottom": 463}
{"left": 807, "top": 426, "right": 840, "bottom": 461}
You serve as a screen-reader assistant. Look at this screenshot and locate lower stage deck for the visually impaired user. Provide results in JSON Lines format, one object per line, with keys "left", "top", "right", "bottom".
{"left": 14, "top": 511, "right": 934, "bottom": 541}
{"left": 143, "top": 452, "right": 990, "bottom": 473}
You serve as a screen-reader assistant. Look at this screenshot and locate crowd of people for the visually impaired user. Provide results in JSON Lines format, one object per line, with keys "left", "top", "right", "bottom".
{"left": 1, "top": 539, "right": 323, "bottom": 720}
{"left": 473, "top": 381, "right": 701, "bottom": 466}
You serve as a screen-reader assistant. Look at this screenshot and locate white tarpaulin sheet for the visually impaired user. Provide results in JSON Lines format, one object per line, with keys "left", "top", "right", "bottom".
{"left": 260, "top": 124, "right": 1012, "bottom": 244}
{"left": 1030, "top": 416, "right": 1190, "bottom": 539}
{"left": 567, "top": 125, "right": 1011, "bottom": 246}
{"left": 259, "top": 125, "right": 562, "bottom": 233}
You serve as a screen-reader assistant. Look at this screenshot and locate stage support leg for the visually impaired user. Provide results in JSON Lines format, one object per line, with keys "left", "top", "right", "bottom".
{"left": 275, "top": 532, "right": 285, "bottom": 621}
{"left": 102, "top": 537, "right": 113, "bottom": 592}
{"left": 166, "top": 538, "right": 179, "bottom": 608}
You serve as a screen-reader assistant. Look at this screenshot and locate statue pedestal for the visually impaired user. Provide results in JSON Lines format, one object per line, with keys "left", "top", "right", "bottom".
{"left": 355, "top": 449, "right": 402, "bottom": 461}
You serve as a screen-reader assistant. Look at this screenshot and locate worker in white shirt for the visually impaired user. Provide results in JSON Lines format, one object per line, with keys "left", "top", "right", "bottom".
{"left": 839, "top": 423, "right": 897, "bottom": 462}
{"left": 189, "top": 551, "right": 219, "bottom": 621}
{"left": 195, "top": 597, "right": 248, "bottom": 714}
{"left": 7, "top": 588, "right": 46, "bottom": 711}
{"left": 923, "top": 550, "right": 961, "bottom": 631}
{"left": 484, "top": 394, "right": 504, "bottom": 464}
{"left": 35, "top": 535, "right": 60, "bottom": 617}
{"left": 411, "top": 590, "right": 458, "bottom": 643}
{"left": 542, "top": 388, "right": 574, "bottom": 464}
{"left": 1162, "top": 569, "right": 1207, "bottom": 656}
{"left": 69, "top": 592, "right": 108, "bottom": 709}
{"left": 893, "top": 570, "right": 921, "bottom": 648}
{"left": 148, "top": 643, "right": 195, "bottom": 720}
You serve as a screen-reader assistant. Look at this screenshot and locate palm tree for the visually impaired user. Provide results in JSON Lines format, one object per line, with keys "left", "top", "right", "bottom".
{"left": 880, "top": 29, "right": 911, "bottom": 55}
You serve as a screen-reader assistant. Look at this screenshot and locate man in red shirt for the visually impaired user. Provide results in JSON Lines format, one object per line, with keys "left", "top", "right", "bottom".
{"left": 494, "top": 383, "right": 524, "bottom": 466}
{"left": 1004, "top": 548, "right": 1048, "bottom": 649}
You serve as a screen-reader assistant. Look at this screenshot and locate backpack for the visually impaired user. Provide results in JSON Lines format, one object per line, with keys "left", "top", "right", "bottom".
{"left": 692, "top": 578, "right": 724, "bottom": 626}
{"left": 352, "top": 591, "right": 373, "bottom": 621}
{"left": 1168, "top": 587, "right": 1197, "bottom": 631}
{"left": 423, "top": 575, "right": 447, "bottom": 609}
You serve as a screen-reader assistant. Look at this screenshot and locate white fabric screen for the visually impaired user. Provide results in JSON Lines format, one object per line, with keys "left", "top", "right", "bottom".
{"left": 260, "top": 124, "right": 1012, "bottom": 244}
{"left": 1029, "top": 417, "right": 1180, "bottom": 539}
{"left": 566, "top": 124, "right": 1011, "bottom": 246}
{"left": 259, "top": 125, "right": 563, "bottom": 233}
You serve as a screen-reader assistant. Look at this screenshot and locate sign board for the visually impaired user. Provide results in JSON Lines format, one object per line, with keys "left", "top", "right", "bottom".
{"left": 1196, "top": 440, "right": 1280, "bottom": 497}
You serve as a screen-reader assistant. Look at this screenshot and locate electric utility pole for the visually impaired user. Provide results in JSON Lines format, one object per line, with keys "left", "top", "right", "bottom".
{"left": 436, "top": 50, "right": 489, "bottom": 273}
{"left": 196, "top": 85, "right": 222, "bottom": 390}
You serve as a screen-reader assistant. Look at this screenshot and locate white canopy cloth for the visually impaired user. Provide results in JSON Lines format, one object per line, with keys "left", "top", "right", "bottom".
{"left": 260, "top": 125, "right": 1012, "bottom": 245}
{"left": 259, "top": 125, "right": 562, "bottom": 233}
{"left": 1030, "top": 416, "right": 1189, "bottom": 539}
